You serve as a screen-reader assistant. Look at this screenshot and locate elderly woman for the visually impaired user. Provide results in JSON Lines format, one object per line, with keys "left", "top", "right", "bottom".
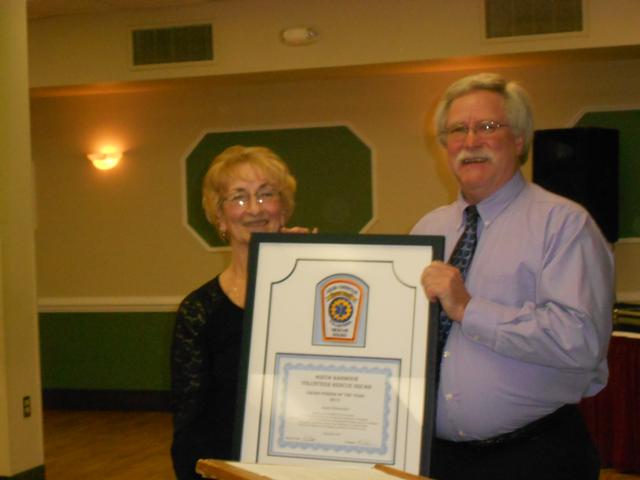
{"left": 171, "top": 145, "right": 309, "bottom": 479}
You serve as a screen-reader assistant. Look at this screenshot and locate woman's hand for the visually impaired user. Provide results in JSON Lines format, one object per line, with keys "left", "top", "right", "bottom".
{"left": 280, "top": 226, "right": 319, "bottom": 234}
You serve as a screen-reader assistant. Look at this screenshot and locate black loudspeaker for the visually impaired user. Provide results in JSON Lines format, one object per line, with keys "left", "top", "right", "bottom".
{"left": 533, "top": 127, "right": 619, "bottom": 243}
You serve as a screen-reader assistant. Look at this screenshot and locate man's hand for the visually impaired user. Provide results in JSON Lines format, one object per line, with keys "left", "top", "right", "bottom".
{"left": 421, "top": 260, "right": 471, "bottom": 322}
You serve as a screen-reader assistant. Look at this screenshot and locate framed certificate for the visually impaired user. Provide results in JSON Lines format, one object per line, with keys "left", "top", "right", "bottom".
{"left": 235, "top": 233, "right": 443, "bottom": 477}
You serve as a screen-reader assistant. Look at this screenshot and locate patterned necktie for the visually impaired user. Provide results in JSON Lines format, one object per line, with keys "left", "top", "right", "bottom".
{"left": 436, "top": 205, "right": 480, "bottom": 363}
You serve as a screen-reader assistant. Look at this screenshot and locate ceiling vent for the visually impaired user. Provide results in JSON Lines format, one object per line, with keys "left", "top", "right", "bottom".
{"left": 131, "top": 23, "right": 213, "bottom": 66}
{"left": 485, "top": 0, "right": 583, "bottom": 39}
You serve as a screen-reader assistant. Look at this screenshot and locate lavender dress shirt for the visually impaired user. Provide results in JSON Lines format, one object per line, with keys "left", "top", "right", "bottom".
{"left": 411, "top": 171, "right": 614, "bottom": 441}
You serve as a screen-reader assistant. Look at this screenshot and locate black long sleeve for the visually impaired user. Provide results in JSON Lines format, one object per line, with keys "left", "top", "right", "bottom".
{"left": 170, "top": 277, "right": 244, "bottom": 479}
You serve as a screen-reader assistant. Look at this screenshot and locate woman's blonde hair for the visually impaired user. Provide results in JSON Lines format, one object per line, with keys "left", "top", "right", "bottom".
{"left": 202, "top": 145, "right": 297, "bottom": 234}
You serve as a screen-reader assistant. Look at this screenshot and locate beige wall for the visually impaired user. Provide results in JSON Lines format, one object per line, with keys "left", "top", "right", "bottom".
{"left": 27, "top": 1, "right": 640, "bottom": 310}
{"left": 1, "top": 0, "right": 44, "bottom": 475}
{"left": 32, "top": 58, "right": 640, "bottom": 305}
{"left": 28, "top": 0, "right": 640, "bottom": 89}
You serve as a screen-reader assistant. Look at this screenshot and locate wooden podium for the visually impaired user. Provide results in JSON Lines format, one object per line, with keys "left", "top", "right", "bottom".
{"left": 196, "top": 459, "right": 433, "bottom": 480}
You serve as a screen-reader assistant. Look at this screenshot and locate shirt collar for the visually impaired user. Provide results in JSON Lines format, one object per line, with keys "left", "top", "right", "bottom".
{"left": 455, "top": 171, "right": 526, "bottom": 229}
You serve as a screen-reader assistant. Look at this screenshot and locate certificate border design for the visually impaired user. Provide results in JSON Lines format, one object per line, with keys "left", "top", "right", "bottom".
{"left": 268, "top": 353, "right": 400, "bottom": 463}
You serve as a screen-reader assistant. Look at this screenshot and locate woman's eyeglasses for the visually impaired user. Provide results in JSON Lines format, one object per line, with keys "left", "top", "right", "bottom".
{"left": 221, "top": 187, "right": 280, "bottom": 209}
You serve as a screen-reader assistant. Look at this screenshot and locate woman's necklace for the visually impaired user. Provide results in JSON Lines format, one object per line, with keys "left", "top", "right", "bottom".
{"left": 223, "top": 270, "right": 246, "bottom": 307}
{"left": 229, "top": 279, "right": 245, "bottom": 294}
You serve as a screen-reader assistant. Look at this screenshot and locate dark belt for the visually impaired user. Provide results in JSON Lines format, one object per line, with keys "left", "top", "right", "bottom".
{"left": 438, "top": 404, "right": 579, "bottom": 448}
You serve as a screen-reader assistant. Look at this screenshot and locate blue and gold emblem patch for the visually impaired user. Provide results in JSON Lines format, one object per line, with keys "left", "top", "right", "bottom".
{"left": 329, "top": 297, "right": 353, "bottom": 323}
{"left": 313, "top": 273, "right": 369, "bottom": 346}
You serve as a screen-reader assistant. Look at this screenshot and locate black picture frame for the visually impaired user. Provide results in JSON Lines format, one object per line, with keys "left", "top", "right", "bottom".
{"left": 234, "top": 233, "right": 443, "bottom": 477}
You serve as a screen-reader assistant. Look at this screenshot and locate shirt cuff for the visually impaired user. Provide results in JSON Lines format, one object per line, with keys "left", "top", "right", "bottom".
{"left": 461, "top": 296, "right": 500, "bottom": 349}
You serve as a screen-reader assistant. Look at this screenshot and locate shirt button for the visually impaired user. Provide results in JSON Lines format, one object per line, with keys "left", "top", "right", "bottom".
{"left": 458, "top": 430, "right": 466, "bottom": 437}
{"left": 443, "top": 351, "right": 450, "bottom": 358}
{"left": 445, "top": 393, "right": 453, "bottom": 401}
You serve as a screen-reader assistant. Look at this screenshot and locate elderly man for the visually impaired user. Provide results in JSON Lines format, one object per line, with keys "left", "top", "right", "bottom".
{"left": 412, "top": 73, "right": 614, "bottom": 480}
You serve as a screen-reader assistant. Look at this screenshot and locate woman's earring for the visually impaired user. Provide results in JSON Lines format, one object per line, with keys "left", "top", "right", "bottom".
{"left": 219, "top": 229, "right": 228, "bottom": 242}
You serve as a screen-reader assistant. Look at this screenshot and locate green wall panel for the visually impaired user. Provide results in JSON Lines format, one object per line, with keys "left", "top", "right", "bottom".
{"left": 576, "top": 110, "right": 640, "bottom": 238}
{"left": 185, "top": 126, "right": 373, "bottom": 247}
{"left": 39, "top": 312, "right": 174, "bottom": 391}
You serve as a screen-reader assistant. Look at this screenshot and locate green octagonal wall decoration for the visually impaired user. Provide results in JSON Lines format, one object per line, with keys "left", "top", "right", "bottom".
{"left": 575, "top": 110, "right": 640, "bottom": 238}
{"left": 184, "top": 126, "right": 374, "bottom": 248}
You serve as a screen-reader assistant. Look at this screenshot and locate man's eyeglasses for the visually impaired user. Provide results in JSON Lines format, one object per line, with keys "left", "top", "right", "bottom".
{"left": 441, "top": 120, "right": 509, "bottom": 143}
{"left": 221, "top": 187, "right": 280, "bottom": 209}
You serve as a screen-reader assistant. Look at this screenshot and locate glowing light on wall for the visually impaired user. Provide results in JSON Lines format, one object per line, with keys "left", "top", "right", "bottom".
{"left": 87, "top": 147, "right": 122, "bottom": 170}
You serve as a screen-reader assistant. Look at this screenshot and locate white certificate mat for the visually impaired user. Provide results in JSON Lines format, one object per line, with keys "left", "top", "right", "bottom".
{"left": 238, "top": 234, "right": 443, "bottom": 477}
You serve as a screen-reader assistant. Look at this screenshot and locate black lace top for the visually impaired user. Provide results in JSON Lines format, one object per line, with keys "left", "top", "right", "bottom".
{"left": 170, "top": 276, "right": 244, "bottom": 479}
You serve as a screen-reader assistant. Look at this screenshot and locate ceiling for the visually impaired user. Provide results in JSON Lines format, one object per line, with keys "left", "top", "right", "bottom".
{"left": 26, "top": 0, "right": 222, "bottom": 20}
{"left": 25, "top": 0, "right": 640, "bottom": 97}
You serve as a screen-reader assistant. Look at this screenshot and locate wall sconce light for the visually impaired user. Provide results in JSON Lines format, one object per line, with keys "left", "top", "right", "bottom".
{"left": 87, "top": 150, "right": 122, "bottom": 170}
{"left": 280, "top": 26, "right": 319, "bottom": 46}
